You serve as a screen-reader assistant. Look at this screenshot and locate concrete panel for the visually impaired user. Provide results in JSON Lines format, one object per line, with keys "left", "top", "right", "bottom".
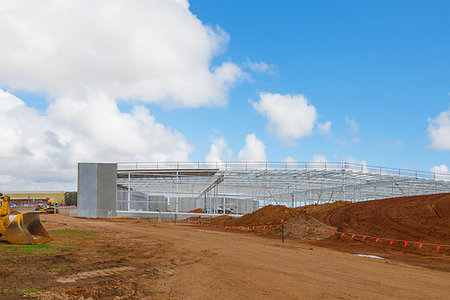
{"left": 96, "top": 163, "right": 117, "bottom": 217}
{"left": 78, "top": 163, "right": 98, "bottom": 218}
{"left": 78, "top": 163, "right": 117, "bottom": 218}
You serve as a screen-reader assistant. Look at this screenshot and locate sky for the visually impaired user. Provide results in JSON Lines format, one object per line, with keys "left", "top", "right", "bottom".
{"left": 0, "top": 0, "right": 449, "bottom": 191}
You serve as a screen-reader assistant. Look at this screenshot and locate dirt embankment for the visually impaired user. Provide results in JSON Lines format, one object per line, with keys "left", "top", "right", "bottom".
{"left": 192, "top": 205, "right": 336, "bottom": 240}
{"left": 193, "top": 194, "right": 450, "bottom": 254}
{"left": 314, "top": 193, "right": 450, "bottom": 244}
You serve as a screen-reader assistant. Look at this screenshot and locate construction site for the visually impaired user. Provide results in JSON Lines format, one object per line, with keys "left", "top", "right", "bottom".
{"left": 1, "top": 161, "right": 450, "bottom": 299}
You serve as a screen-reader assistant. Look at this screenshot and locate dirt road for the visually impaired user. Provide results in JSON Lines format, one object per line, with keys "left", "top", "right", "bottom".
{"left": 1, "top": 215, "right": 449, "bottom": 299}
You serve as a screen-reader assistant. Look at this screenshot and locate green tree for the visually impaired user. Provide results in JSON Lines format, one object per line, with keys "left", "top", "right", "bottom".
{"left": 64, "top": 192, "right": 77, "bottom": 206}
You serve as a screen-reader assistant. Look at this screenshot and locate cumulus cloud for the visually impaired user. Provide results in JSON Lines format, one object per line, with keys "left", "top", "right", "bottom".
{"left": 311, "top": 154, "right": 327, "bottom": 163}
{"left": 0, "top": 89, "right": 191, "bottom": 190}
{"left": 428, "top": 108, "right": 450, "bottom": 150}
{"left": 430, "top": 164, "right": 450, "bottom": 181}
{"left": 283, "top": 156, "right": 300, "bottom": 168}
{"left": 0, "top": 0, "right": 243, "bottom": 107}
{"left": 253, "top": 93, "right": 318, "bottom": 144}
{"left": 244, "top": 59, "right": 277, "bottom": 75}
{"left": 309, "top": 154, "right": 327, "bottom": 170}
{"left": 318, "top": 121, "right": 332, "bottom": 135}
{"left": 431, "top": 164, "right": 448, "bottom": 173}
{"left": 0, "top": 0, "right": 248, "bottom": 189}
{"left": 347, "top": 156, "right": 368, "bottom": 172}
{"left": 238, "top": 134, "right": 267, "bottom": 161}
{"left": 283, "top": 156, "right": 297, "bottom": 163}
{"left": 345, "top": 117, "right": 359, "bottom": 134}
{"left": 205, "top": 136, "right": 232, "bottom": 162}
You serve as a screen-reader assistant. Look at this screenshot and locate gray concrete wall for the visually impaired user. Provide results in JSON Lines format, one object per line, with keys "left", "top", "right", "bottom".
{"left": 78, "top": 163, "right": 117, "bottom": 218}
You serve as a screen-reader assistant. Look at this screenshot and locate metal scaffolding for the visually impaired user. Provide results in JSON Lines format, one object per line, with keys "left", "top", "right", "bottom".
{"left": 116, "top": 161, "right": 450, "bottom": 213}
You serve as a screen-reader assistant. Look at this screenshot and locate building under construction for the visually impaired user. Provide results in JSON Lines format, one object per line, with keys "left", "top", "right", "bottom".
{"left": 112, "top": 161, "right": 450, "bottom": 217}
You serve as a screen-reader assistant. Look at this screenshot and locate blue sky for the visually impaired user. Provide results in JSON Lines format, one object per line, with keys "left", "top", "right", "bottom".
{"left": 0, "top": 0, "right": 449, "bottom": 189}
{"left": 155, "top": 0, "right": 450, "bottom": 169}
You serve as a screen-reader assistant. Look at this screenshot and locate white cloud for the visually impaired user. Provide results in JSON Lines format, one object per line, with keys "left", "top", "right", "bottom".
{"left": 0, "top": 0, "right": 244, "bottom": 108}
{"left": 0, "top": 0, "right": 249, "bottom": 189}
{"left": 244, "top": 59, "right": 277, "bottom": 75}
{"left": 311, "top": 154, "right": 327, "bottom": 163}
{"left": 283, "top": 156, "right": 300, "bottom": 168}
{"left": 284, "top": 156, "right": 297, "bottom": 163}
{"left": 431, "top": 164, "right": 448, "bottom": 173}
{"left": 318, "top": 121, "right": 332, "bottom": 135}
{"left": 238, "top": 134, "right": 267, "bottom": 162}
{"left": 430, "top": 164, "right": 450, "bottom": 181}
{"left": 205, "top": 136, "right": 232, "bottom": 162}
{"left": 428, "top": 108, "right": 450, "bottom": 150}
{"left": 253, "top": 93, "right": 318, "bottom": 144}
{"left": 309, "top": 154, "right": 327, "bottom": 170}
{"left": 345, "top": 117, "right": 359, "bottom": 134}
{"left": 0, "top": 90, "right": 191, "bottom": 190}
{"left": 346, "top": 156, "right": 368, "bottom": 173}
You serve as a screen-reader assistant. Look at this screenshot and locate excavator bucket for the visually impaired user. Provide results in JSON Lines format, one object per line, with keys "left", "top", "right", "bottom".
{"left": 4, "top": 212, "right": 52, "bottom": 245}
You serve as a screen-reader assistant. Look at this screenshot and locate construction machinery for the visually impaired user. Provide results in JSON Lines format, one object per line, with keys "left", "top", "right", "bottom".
{"left": 45, "top": 200, "right": 59, "bottom": 214}
{"left": 0, "top": 193, "right": 52, "bottom": 244}
{"left": 35, "top": 200, "right": 59, "bottom": 214}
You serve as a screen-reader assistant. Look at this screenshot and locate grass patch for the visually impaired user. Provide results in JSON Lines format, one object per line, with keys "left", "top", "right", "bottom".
{"left": 19, "top": 248, "right": 39, "bottom": 253}
{"left": 50, "top": 268, "right": 62, "bottom": 272}
{"left": 55, "top": 245, "right": 76, "bottom": 249}
{"left": 50, "top": 266, "right": 71, "bottom": 272}
{"left": 0, "top": 288, "right": 12, "bottom": 295}
{"left": 23, "top": 288, "right": 38, "bottom": 293}
{"left": 0, "top": 245, "right": 17, "bottom": 249}
{"left": 0, "top": 287, "right": 39, "bottom": 295}
{"left": 0, "top": 243, "right": 69, "bottom": 257}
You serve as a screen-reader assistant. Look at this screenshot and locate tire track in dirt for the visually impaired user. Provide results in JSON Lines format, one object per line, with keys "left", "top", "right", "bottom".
{"left": 57, "top": 266, "right": 136, "bottom": 283}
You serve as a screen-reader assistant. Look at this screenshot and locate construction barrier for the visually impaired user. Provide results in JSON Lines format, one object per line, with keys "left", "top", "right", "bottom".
{"left": 177, "top": 217, "right": 449, "bottom": 254}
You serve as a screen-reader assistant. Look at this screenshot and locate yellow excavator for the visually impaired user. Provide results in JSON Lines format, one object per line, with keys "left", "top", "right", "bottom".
{"left": 0, "top": 193, "right": 52, "bottom": 244}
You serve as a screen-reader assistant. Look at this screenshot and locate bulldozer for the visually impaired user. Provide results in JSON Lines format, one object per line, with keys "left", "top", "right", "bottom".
{"left": 0, "top": 193, "right": 52, "bottom": 244}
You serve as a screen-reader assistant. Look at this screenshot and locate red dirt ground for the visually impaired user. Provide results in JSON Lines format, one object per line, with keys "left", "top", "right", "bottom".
{"left": 1, "top": 194, "right": 449, "bottom": 298}
{"left": 314, "top": 193, "right": 450, "bottom": 243}
{"left": 199, "top": 194, "right": 450, "bottom": 257}
{"left": 310, "top": 193, "right": 450, "bottom": 259}
{"left": 195, "top": 205, "right": 336, "bottom": 240}
{"left": 1, "top": 214, "right": 449, "bottom": 299}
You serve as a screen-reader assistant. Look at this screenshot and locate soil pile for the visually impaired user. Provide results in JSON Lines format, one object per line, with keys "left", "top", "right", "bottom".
{"left": 298, "top": 201, "right": 350, "bottom": 216}
{"left": 234, "top": 205, "right": 301, "bottom": 226}
{"left": 200, "top": 205, "right": 336, "bottom": 240}
{"left": 314, "top": 193, "right": 450, "bottom": 244}
{"left": 188, "top": 208, "right": 204, "bottom": 213}
{"left": 205, "top": 205, "right": 302, "bottom": 226}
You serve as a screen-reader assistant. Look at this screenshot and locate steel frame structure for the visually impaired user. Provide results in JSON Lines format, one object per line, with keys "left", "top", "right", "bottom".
{"left": 116, "top": 161, "right": 450, "bottom": 212}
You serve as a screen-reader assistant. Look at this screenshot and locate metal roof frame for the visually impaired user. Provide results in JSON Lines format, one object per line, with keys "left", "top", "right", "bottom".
{"left": 116, "top": 161, "right": 450, "bottom": 205}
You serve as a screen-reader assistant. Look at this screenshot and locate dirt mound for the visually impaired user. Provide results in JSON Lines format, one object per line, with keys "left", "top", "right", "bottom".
{"left": 234, "top": 205, "right": 301, "bottom": 226}
{"left": 200, "top": 205, "right": 336, "bottom": 241}
{"left": 188, "top": 208, "right": 204, "bottom": 213}
{"left": 261, "top": 215, "right": 336, "bottom": 240}
{"left": 205, "top": 205, "right": 302, "bottom": 226}
{"left": 314, "top": 193, "right": 450, "bottom": 244}
{"left": 299, "top": 201, "right": 350, "bottom": 215}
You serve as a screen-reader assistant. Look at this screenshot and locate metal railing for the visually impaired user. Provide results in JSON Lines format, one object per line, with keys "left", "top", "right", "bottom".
{"left": 117, "top": 161, "right": 450, "bottom": 182}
